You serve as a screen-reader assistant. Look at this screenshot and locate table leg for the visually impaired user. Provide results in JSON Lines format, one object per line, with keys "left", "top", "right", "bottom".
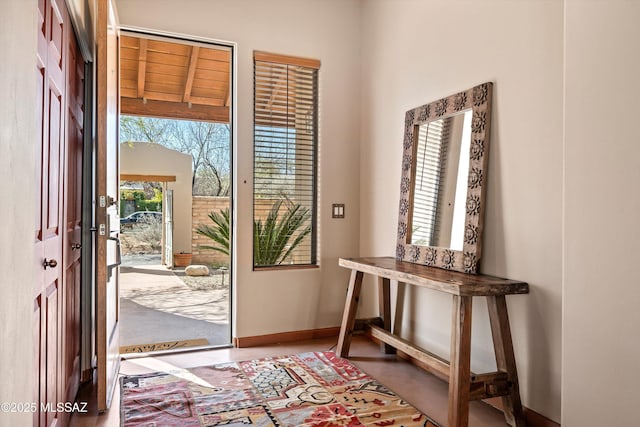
{"left": 377, "top": 277, "right": 395, "bottom": 354}
{"left": 448, "top": 295, "right": 472, "bottom": 427}
{"left": 336, "top": 270, "right": 364, "bottom": 357}
{"left": 487, "top": 295, "right": 526, "bottom": 427}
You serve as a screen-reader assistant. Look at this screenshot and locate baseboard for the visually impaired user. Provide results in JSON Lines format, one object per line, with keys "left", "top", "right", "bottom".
{"left": 234, "top": 326, "right": 340, "bottom": 348}
{"left": 233, "top": 317, "right": 379, "bottom": 348}
{"left": 523, "top": 407, "right": 560, "bottom": 427}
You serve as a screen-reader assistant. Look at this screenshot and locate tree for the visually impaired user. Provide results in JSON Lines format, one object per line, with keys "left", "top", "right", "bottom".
{"left": 119, "top": 116, "right": 231, "bottom": 196}
{"left": 120, "top": 116, "right": 174, "bottom": 143}
{"left": 168, "top": 120, "right": 230, "bottom": 196}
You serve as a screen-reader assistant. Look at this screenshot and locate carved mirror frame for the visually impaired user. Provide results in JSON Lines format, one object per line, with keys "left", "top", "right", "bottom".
{"left": 396, "top": 82, "right": 493, "bottom": 273}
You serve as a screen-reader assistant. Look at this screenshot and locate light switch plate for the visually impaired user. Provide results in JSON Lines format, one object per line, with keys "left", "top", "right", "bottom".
{"left": 332, "top": 203, "right": 345, "bottom": 219}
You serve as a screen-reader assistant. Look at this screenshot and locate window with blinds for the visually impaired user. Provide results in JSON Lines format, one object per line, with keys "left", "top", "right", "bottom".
{"left": 411, "top": 118, "right": 452, "bottom": 246}
{"left": 253, "top": 51, "right": 320, "bottom": 268}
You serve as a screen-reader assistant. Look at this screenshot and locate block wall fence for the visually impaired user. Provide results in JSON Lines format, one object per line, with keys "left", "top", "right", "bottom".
{"left": 191, "top": 196, "right": 230, "bottom": 266}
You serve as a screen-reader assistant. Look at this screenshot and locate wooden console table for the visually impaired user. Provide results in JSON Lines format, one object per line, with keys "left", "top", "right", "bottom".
{"left": 336, "top": 257, "right": 529, "bottom": 427}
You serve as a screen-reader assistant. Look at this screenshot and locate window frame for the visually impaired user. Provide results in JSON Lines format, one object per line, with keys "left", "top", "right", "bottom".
{"left": 252, "top": 51, "right": 320, "bottom": 270}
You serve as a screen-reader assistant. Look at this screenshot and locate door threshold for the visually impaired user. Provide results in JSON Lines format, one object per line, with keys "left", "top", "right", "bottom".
{"left": 121, "top": 343, "right": 234, "bottom": 360}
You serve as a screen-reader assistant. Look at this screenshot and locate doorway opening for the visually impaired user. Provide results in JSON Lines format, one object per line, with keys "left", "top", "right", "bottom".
{"left": 117, "top": 31, "right": 233, "bottom": 354}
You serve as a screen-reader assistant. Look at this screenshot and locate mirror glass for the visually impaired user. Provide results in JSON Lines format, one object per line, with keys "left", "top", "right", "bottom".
{"left": 396, "top": 82, "right": 493, "bottom": 273}
{"left": 410, "top": 109, "right": 472, "bottom": 250}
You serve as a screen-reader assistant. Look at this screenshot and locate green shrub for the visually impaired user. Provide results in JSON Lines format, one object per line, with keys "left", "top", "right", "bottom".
{"left": 120, "top": 189, "right": 162, "bottom": 215}
{"left": 253, "top": 199, "right": 311, "bottom": 266}
{"left": 196, "top": 199, "right": 312, "bottom": 266}
{"left": 196, "top": 208, "right": 230, "bottom": 256}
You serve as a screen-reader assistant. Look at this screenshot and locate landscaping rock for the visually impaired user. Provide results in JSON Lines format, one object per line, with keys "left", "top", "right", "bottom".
{"left": 185, "top": 265, "right": 210, "bottom": 276}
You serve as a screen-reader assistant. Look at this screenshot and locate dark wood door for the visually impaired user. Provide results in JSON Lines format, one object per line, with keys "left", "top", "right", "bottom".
{"left": 62, "top": 22, "right": 84, "bottom": 410}
{"left": 35, "top": 0, "right": 66, "bottom": 425}
{"left": 35, "top": 0, "right": 83, "bottom": 425}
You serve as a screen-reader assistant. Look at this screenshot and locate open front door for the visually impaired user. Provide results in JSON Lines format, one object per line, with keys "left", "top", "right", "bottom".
{"left": 95, "top": 0, "right": 120, "bottom": 410}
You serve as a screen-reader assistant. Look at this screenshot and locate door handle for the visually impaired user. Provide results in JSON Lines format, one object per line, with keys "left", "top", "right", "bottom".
{"left": 108, "top": 236, "right": 121, "bottom": 267}
{"left": 71, "top": 243, "right": 82, "bottom": 250}
{"left": 106, "top": 236, "right": 121, "bottom": 281}
{"left": 43, "top": 258, "right": 58, "bottom": 269}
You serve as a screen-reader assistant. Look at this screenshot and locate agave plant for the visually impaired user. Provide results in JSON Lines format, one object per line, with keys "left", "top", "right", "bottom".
{"left": 196, "top": 199, "right": 312, "bottom": 266}
{"left": 195, "top": 208, "right": 230, "bottom": 256}
{"left": 253, "top": 199, "right": 312, "bottom": 266}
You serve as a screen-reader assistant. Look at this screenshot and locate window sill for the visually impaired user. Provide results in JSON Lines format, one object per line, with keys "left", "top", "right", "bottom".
{"left": 253, "top": 264, "right": 319, "bottom": 272}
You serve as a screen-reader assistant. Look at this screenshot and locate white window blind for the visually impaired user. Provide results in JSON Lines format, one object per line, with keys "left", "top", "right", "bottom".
{"left": 411, "top": 118, "right": 452, "bottom": 246}
{"left": 253, "top": 52, "right": 320, "bottom": 268}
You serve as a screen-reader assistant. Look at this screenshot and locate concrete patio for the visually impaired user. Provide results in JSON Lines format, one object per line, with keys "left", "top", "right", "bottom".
{"left": 119, "top": 260, "right": 230, "bottom": 352}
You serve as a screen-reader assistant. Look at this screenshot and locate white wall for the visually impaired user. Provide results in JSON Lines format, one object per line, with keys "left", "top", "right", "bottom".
{"left": 359, "top": 0, "right": 563, "bottom": 422}
{"left": 563, "top": 1, "right": 640, "bottom": 425}
{"left": 115, "top": 0, "right": 363, "bottom": 337}
{"left": 0, "top": 1, "right": 37, "bottom": 426}
{"left": 120, "top": 142, "right": 193, "bottom": 254}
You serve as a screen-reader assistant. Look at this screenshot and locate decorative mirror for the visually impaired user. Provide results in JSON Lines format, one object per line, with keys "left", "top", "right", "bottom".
{"left": 396, "top": 82, "right": 493, "bottom": 273}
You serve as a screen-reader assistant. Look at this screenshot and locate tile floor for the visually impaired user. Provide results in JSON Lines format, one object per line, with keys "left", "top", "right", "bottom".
{"left": 69, "top": 335, "right": 512, "bottom": 426}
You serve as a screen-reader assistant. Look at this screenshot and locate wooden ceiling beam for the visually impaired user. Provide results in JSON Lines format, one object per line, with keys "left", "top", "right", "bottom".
{"left": 121, "top": 97, "right": 229, "bottom": 123}
{"left": 183, "top": 46, "right": 200, "bottom": 102}
{"left": 121, "top": 34, "right": 232, "bottom": 121}
{"left": 188, "top": 95, "right": 225, "bottom": 107}
{"left": 140, "top": 91, "right": 183, "bottom": 103}
{"left": 137, "top": 38, "right": 148, "bottom": 98}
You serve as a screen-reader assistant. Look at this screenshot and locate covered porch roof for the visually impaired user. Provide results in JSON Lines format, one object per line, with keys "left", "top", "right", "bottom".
{"left": 120, "top": 34, "right": 231, "bottom": 123}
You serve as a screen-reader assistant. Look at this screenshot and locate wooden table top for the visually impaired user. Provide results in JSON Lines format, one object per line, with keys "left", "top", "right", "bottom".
{"left": 339, "top": 257, "right": 529, "bottom": 296}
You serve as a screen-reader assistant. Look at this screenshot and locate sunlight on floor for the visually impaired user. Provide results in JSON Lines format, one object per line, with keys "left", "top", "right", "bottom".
{"left": 122, "top": 357, "right": 216, "bottom": 390}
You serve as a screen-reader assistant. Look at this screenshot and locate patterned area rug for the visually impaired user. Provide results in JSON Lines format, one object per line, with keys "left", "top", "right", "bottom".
{"left": 120, "top": 351, "right": 441, "bottom": 426}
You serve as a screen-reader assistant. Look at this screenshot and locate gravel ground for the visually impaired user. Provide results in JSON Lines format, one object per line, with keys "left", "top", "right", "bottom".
{"left": 121, "top": 253, "right": 162, "bottom": 266}
{"left": 172, "top": 267, "right": 230, "bottom": 290}
{"left": 121, "top": 233, "right": 229, "bottom": 291}
{"left": 122, "top": 254, "right": 229, "bottom": 291}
